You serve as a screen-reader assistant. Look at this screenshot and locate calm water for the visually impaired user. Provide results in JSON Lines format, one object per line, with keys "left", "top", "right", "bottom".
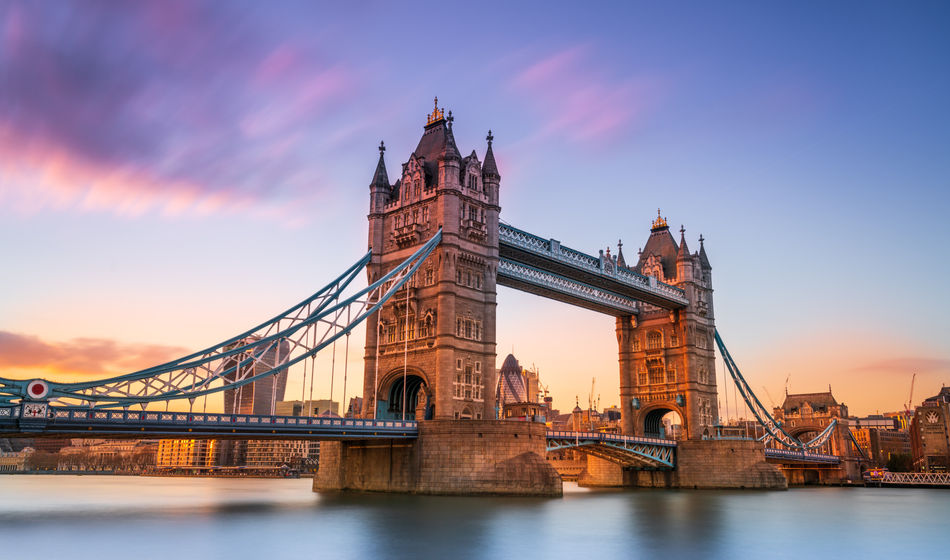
{"left": 1, "top": 476, "right": 948, "bottom": 559}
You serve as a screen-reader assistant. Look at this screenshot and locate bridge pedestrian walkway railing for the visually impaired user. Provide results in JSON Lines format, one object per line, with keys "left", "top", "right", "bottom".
{"left": 875, "top": 472, "right": 950, "bottom": 486}
{"left": 0, "top": 405, "right": 418, "bottom": 439}
{"left": 499, "top": 224, "right": 688, "bottom": 306}
{"left": 546, "top": 430, "right": 677, "bottom": 448}
{"left": 546, "top": 430, "right": 677, "bottom": 469}
{"left": 764, "top": 447, "right": 840, "bottom": 464}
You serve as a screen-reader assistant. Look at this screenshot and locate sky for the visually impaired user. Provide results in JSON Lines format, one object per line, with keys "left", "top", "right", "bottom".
{"left": 1, "top": 0, "right": 948, "bottom": 417}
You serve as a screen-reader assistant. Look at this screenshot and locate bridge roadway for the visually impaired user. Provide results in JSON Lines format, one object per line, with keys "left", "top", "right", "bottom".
{"left": 1, "top": 405, "right": 839, "bottom": 468}
{"left": 498, "top": 223, "right": 689, "bottom": 315}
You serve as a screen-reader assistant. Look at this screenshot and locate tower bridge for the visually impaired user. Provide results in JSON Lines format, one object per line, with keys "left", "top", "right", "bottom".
{"left": 0, "top": 101, "right": 861, "bottom": 494}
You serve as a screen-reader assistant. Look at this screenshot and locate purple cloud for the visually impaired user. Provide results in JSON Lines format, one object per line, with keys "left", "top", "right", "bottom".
{"left": 0, "top": 0, "right": 357, "bottom": 219}
{"left": 509, "top": 45, "right": 664, "bottom": 144}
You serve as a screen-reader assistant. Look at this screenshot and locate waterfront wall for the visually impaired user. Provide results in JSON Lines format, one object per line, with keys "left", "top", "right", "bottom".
{"left": 314, "top": 420, "right": 562, "bottom": 496}
{"left": 577, "top": 440, "right": 787, "bottom": 490}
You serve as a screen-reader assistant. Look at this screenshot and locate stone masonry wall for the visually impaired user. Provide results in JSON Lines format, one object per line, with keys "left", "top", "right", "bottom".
{"left": 668, "top": 440, "right": 786, "bottom": 489}
{"left": 314, "top": 420, "right": 562, "bottom": 496}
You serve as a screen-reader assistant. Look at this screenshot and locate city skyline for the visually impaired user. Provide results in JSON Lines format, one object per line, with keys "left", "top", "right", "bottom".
{"left": 2, "top": 1, "right": 949, "bottom": 416}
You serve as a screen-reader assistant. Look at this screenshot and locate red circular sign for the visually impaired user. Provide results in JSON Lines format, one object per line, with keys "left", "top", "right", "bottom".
{"left": 26, "top": 380, "right": 49, "bottom": 399}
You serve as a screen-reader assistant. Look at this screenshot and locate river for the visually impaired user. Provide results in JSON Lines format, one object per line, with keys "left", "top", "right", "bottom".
{"left": 0, "top": 475, "right": 947, "bottom": 559}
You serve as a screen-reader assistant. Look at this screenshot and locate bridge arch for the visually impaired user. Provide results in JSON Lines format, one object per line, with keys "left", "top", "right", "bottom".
{"left": 641, "top": 404, "right": 686, "bottom": 440}
{"left": 377, "top": 368, "right": 430, "bottom": 421}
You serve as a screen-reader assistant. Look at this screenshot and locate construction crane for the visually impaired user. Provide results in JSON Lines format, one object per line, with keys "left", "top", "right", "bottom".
{"left": 588, "top": 377, "right": 596, "bottom": 430}
{"left": 905, "top": 373, "right": 917, "bottom": 412}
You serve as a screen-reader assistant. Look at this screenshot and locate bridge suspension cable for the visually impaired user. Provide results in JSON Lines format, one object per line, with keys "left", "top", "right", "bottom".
{"left": 0, "top": 230, "right": 443, "bottom": 409}
{"left": 714, "top": 330, "right": 837, "bottom": 451}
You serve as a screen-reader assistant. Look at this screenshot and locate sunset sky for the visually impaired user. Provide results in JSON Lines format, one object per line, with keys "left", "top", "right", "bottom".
{"left": 1, "top": 0, "right": 948, "bottom": 417}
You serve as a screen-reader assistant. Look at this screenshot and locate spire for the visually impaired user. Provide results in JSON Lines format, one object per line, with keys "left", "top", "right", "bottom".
{"left": 370, "top": 140, "right": 389, "bottom": 189}
{"left": 616, "top": 239, "right": 627, "bottom": 268}
{"left": 651, "top": 208, "right": 669, "bottom": 232}
{"left": 426, "top": 96, "right": 444, "bottom": 125}
{"left": 443, "top": 111, "right": 460, "bottom": 160}
{"left": 698, "top": 234, "right": 712, "bottom": 269}
{"left": 482, "top": 129, "right": 500, "bottom": 179}
{"left": 677, "top": 225, "right": 690, "bottom": 259}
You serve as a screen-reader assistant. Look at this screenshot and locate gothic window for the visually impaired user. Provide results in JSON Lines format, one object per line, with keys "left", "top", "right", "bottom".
{"left": 386, "top": 325, "right": 396, "bottom": 344}
{"left": 413, "top": 209, "right": 419, "bottom": 223}
{"left": 457, "top": 269, "right": 463, "bottom": 284}
{"left": 414, "top": 179, "right": 421, "bottom": 198}
{"left": 696, "top": 329, "right": 708, "bottom": 349}
{"left": 475, "top": 361, "right": 481, "bottom": 373}
{"left": 453, "top": 360, "right": 484, "bottom": 402}
{"left": 468, "top": 206, "right": 478, "bottom": 222}
{"left": 425, "top": 268, "right": 434, "bottom": 286}
{"left": 422, "top": 206, "right": 429, "bottom": 223}
{"left": 649, "top": 366, "right": 664, "bottom": 384}
{"left": 456, "top": 358, "right": 463, "bottom": 370}
{"left": 637, "top": 372, "right": 648, "bottom": 385}
{"left": 667, "top": 366, "right": 677, "bottom": 383}
{"left": 455, "top": 316, "right": 482, "bottom": 341}
{"left": 670, "top": 332, "right": 678, "bottom": 347}
{"left": 647, "top": 331, "right": 663, "bottom": 350}
{"left": 632, "top": 337, "right": 641, "bottom": 352}
{"left": 394, "top": 215, "right": 402, "bottom": 229}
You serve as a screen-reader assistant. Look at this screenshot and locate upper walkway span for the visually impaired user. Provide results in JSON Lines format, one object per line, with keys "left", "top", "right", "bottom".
{"left": 498, "top": 223, "right": 689, "bottom": 314}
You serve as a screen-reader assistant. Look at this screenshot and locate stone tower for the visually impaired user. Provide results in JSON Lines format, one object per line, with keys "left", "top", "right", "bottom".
{"left": 362, "top": 99, "right": 500, "bottom": 421}
{"left": 616, "top": 210, "right": 718, "bottom": 439}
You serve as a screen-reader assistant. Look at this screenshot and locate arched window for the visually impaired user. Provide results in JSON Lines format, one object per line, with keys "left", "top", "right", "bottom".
{"left": 647, "top": 331, "right": 663, "bottom": 350}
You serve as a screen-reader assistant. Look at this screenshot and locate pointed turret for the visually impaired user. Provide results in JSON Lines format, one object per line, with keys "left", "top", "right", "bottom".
{"left": 369, "top": 141, "right": 391, "bottom": 214}
{"left": 677, "top": 225, "right": 690, "bottom": 259}
{"left": 443, "top": 110, "right": 461, "bottom": 160}
{"left": 371, "top": 141, "right": 390, "bottom": 189}
{"left": 482, "top": 130, "right": 500, "bottom": 207}
{"left": 699, "top": 234, "right": 712, "bottom": 270}
{"left": 676, "top": 225, "right": 694, "bottom": 282}
{"left": 482, "top": 130, "right": 500, "bottom": 180}
{"left": 617, "top": 239, "right": 627, "bottom": 268}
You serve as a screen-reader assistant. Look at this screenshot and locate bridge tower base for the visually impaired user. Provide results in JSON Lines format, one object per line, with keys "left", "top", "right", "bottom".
{"left": 313, "top": 420, "right": 562, "bottom": 496}
{"left": 576, "top": 440, "right": 787, "bottom": 490}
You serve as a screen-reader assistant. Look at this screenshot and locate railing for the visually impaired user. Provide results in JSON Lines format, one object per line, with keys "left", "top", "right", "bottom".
{"left": 546, "top": 430, "right": 677, "bottom": 448}
{"left": 878, "top": 472, "right": 950, "bottom": 486}
{"left": 499, "top": 224, "right": 687, "bottom": 304}
{"left": 764, "top": 448, "right": 840, "bottom": 464}
{"left": 1, "top": 405, "right": 418, "bottom": 437}
{"left": 498, "top": 259, "right": 639, "bottom": 314}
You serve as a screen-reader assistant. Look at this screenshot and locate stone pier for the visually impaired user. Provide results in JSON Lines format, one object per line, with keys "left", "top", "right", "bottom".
{"left": 314, "top": 420, "right": 562, "bottom": 496}
{"left": 576, "top": 440, "right": 787, "bottom": 490}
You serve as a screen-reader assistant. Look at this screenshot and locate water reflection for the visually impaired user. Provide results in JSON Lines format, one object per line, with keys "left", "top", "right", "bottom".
{"left": 1, "top": 476, "right": 948, "bottom": 559}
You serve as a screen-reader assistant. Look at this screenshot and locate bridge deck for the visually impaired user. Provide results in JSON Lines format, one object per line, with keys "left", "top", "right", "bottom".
{"left": 1, "top": 406, "right": 418, "bottom": 440}
{"left": 499, "top": 224, "right": 688, "bottom": 310}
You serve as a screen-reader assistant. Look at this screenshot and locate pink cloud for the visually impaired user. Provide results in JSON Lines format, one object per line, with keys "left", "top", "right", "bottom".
{"left": 510, "top": 46, "right": 664, "bottom": 143}
{"left": 0, "top": 330, "right": 189, "bottom": 380}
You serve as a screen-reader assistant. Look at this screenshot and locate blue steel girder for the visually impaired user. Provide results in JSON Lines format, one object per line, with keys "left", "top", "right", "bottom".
{"left": 764, "top": 448, "right": 840, "bottom": 465}
{"left": 497, "top": 258, "right": 640, "bottom": 316}
{"left": 546, "top": 431, "right": 676, "bottom": 469}
{"left": 0, "top": 405, "right": 418, "bottom": 440}
{"left": 0, "top": 230, "right": 442, "bottom": 408}
{"left": 499, "top": 224, "right": 688, "bottom": 310}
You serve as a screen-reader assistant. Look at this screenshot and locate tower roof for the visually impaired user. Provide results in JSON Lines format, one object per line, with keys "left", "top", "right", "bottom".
{"left": 677, "top": 226, "right": 690, "bottom": 260}
{"left": 616, "top": 239, "right": 627, "bottom": 268}
{"left": 411, "top": 98, "right": 459, "bottom": 184}
{"left": 699, "top": 235, "right": 712, "bottom": 269}
{"left": 635, "top": 209, "right": 679, "bottom": 279}
{"left": 482, "top": 130, "right": 499, "bottom": 179}
{"left": 370, "top": 141, "right": 389, "bottom": 189}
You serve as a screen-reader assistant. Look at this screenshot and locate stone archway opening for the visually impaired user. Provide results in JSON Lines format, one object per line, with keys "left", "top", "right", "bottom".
{"left": 379, "top": 373, "right": 428, "bottom": 421}
{"left": 643, "top": 408, "right": 683, "bottom": 440}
